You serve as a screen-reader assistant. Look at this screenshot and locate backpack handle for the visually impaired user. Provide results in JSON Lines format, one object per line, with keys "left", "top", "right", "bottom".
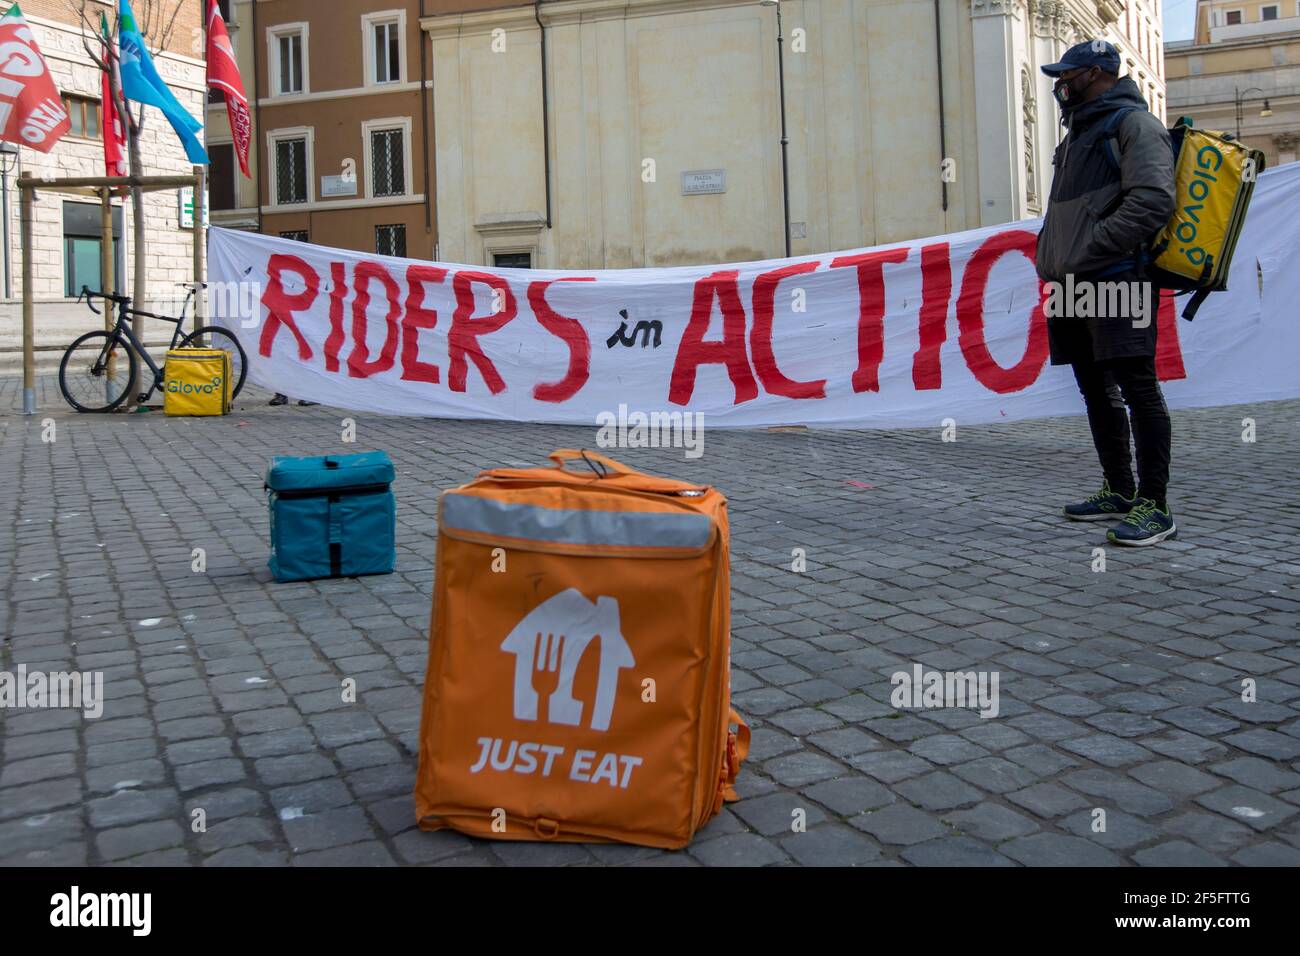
{"left": 548, "top": 448, "right": 635, "bottom": 478}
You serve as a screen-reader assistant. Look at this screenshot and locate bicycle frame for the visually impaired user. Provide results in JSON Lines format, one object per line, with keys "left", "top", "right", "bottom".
{"left": 83, "top": 286, "right": 196, "bottom": 403}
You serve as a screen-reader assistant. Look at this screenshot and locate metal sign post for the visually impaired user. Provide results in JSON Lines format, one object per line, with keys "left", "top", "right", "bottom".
{"left": 19, "top": 171, "right": 33, "bottom": 416}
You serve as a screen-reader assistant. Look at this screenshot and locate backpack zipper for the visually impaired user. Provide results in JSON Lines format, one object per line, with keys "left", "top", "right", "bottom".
{"left": 269, "top": 482, "right": 390, "bottom": 499}
{"left": 475, "top": 475, "right": 712, "bottom": 511}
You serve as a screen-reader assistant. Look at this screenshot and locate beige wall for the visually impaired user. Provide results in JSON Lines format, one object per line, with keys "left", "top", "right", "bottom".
{"left": 428, "top": 0, "right": 966, "bottom": 269}
{"left": 424, "top": 0, "right": 1165, "bottom": 270}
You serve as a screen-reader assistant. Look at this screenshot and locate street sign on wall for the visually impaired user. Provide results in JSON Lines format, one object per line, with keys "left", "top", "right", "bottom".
{"left": 178, "top": 186, "right": 209, "bottom": 229}
{"left": 681, "top": 169, "right": 726, "bottom": 195}
{"left": 321, "top": 174, "right": 358, "bottom": 197}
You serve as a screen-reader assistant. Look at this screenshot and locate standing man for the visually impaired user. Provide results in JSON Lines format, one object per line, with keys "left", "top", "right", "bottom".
{"left": 1036, "top": 40, "right": 1178, "bottom": 546}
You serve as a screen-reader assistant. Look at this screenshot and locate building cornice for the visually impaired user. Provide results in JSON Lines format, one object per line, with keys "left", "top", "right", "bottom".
{"left": 970, "top": 0, "right": 1026, "bottom": 19}
{"left": 1164, "top": 30, "right": 1300, "bottom": 60}
{"left": 262, "top": 194, "right": 426, "bottom": 216}
{"left": 421, "top": 0, "right": 764, "bottom": 38}
{"left": 1093, "top": 0, "right": 1122, "bottom": 26}
{"left": 258, "top": 80, "right": 431, "bottom": 109}
{"left": 474, "top": 212, "right": 548, "bottom": 239}
{"left": 1031, "top": 0, "right": 1081, "bottom": 42}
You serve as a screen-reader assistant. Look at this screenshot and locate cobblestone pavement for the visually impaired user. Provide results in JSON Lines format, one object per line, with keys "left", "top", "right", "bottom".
{"left": 2, "top": 376, "right": 1299, "bottom": 867}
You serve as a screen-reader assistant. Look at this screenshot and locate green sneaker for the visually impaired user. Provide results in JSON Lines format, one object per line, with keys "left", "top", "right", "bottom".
{"left": 1107, "top": 498, "right": 1177, "bottom": 546}
{"left": 1063, "top": 483, "right": 1137, "bottom": 522}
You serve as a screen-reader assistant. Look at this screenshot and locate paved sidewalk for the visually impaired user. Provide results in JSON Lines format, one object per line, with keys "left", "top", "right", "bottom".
{"left": 2, "top": 378, "right": 1299, "bottom": 866}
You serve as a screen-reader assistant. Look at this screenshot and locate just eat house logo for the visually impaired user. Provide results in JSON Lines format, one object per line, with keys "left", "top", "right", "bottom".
{"left": 468, "top": 589, "right": 643, "bottom": 791}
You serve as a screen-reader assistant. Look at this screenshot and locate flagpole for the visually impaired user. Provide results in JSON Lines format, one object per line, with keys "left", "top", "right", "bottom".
{"left": 0, "top": 142, "right": 15, "bottom": 300}
{"left": 195, "top": 0, "right": 211, "bottom": 332}
{"left": 118, "top": 25, "right": 147, "bottom": 364}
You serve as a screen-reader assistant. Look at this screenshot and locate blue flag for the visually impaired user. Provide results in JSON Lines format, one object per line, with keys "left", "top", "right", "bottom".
{"left": 117, "top": 0, "right": 207, "bottom": 164}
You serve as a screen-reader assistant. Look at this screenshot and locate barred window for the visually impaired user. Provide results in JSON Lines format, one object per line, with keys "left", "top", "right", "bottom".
{"left": 376, "top": 224, "right": 406, "bottom": 258}
{"left": 275, "top": 138, "right": 307, "bottom": 205}
{"left": 371, "top": 128, "right": 405, "bottom": 197}
{"left": 280, "top": 230, "right": 309, "bottom": 242}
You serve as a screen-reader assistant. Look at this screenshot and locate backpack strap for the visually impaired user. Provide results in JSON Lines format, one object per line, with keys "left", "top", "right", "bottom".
{"left": 1181, "top": 287, "right": 1212, "bottom": 321}
{"left": 1095, "top": 107, "right": 1154, "bottom": 276}
{"left": 1099, "top": 106, "right": 1139, "bottom": 173}
{"left": 722, "top": 707, "right": 750, "bottom": 803}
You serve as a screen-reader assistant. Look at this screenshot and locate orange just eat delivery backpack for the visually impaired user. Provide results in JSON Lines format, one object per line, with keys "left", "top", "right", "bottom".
{"left": 414, "top": 449, "right": 748, "bottom": 849}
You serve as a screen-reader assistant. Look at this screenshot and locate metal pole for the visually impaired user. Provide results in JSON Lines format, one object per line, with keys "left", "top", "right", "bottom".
{"left": 934, "top": 0, "right": 949, "bottom": 213}
{"left": 192, "top": 167, "right": 204, "bottom": 332}
{"left": 534, "top": 1, "right": 552, "bottom": 231}
{"left": 20, "top": 173, "right": 34, "bottom": 415}
{"left": 1235, "top": 87, "right": 1242, "bottom": 140}
{"left": 101, "top": 186, "right": 117, "bottom": 394}
{"left": 2, "top": 160, "right": 10, "bottom": 300}
{"left": 775, "top": 5, "right": 791, "bottom": 258}
{"left": 100, "top": 186, "right": 113, "bottom": 325}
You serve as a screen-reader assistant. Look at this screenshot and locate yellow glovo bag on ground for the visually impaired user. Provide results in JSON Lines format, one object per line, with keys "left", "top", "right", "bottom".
{"left": 415, "top": 449, "right": 748, "bottom": 850}
{"left": 163, "top": 347, "right": 231, "bottom": 416}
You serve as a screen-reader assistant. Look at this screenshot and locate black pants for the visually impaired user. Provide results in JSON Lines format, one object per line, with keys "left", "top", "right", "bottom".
{"left": 1070, "top": 355, "right": 1171, "bottom": 507}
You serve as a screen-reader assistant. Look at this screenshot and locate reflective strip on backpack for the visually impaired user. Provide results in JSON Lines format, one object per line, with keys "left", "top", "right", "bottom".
{"left": 442, "top": 494, "right": 712, "bottom": 549}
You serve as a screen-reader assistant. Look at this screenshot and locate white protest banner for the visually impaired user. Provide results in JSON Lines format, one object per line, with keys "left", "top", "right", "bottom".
{"left": 208, "top": 162, "right": 1300, "bottom": 429}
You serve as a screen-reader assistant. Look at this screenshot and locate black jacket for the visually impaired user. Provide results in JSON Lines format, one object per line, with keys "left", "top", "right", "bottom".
{"left": 1036, "top": 77, "right": 1176, "bottom": 283}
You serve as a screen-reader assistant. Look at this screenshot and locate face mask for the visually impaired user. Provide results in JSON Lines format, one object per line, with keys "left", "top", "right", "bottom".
{"left": 1053, "top": 70, "right": 1090, "bottom": 109}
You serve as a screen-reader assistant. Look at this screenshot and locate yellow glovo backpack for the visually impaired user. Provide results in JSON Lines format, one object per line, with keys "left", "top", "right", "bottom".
{"left": 163, "top": 347, "right": 231, "bottom": 416}
{"left": 1106, "top": 113, "right": 1265, "bottom": 320}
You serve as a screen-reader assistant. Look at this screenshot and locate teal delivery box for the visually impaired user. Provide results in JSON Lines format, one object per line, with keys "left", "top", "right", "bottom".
{"left": 265, "top": 452, "right": 396, "bottom": 582}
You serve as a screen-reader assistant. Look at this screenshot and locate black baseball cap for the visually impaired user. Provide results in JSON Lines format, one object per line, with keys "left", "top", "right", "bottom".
{"left": 1041, "top": 39, "right": 1121, "bottom": 77}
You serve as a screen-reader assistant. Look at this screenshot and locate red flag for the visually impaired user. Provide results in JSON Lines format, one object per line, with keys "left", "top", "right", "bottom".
{"left": 101, "top": 15, "right": 127, "bottom": 178}
{"left": 206, "top": 0, "right": 250, "bottom": 178}
{"left": 0, "top": 4, "right": 71, "bottom": 153}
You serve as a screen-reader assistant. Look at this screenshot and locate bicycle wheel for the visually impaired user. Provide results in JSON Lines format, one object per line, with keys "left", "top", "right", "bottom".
{"left": 178, "top": 326, "right": 249, "bottom": 400}
{"left": 59, "top": 330, "right": 138, "bottom": 413}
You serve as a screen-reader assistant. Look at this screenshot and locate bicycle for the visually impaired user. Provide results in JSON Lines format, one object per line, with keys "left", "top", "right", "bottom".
{"left": 58, "top": 284, "right": 249, "bottom": 413}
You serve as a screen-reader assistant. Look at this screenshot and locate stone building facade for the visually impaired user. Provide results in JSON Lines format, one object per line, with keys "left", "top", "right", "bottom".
{"left": 4, "top": 0, "right": 205, "bottom": 310}
{"left": 1168, "top": 0, "right": 1300, "bottom": 169}
{"left": 420, "top": 0, "right": 1169, "bottom": 270}
{"left": 203, "top": 1, "right": 1169, "bottom": 271}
